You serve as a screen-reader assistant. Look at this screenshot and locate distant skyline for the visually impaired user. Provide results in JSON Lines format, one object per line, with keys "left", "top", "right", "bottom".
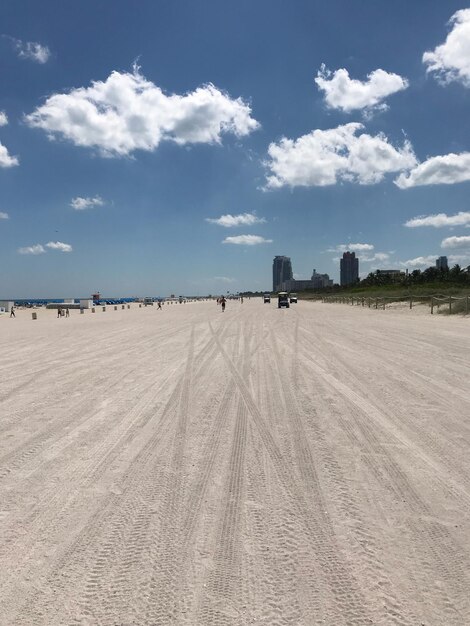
{"left": 1, "top": 1, "right": 470, "bottom": 297}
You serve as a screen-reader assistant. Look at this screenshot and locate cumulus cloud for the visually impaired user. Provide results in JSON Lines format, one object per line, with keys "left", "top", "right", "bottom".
{"left": 395, "top": 152, "right": 470, "bottom": 188}
{"left": 70, "top": 195, "right": 105, "bottom": 210}
{"left": 400, "top": 255, "right": 437, "bottom": 267}
{"left": 330, "top": 242, "right": 375, "bottom": 253}
{"left": 25, "top": 66, "right": 259, "bottom": 157}
{"left": 441, "top": 235, "right": 470, "bottom": 249}
{"left": 222, "top": 235, "right": 272, "bottom": 245}
{"left": 206, "top": 212, "right": 266, "bottom": 227}
{"left": 329, "top": 243, "right": 391, "bottom": 264}
{"left": 360, "top": 252, "right": 390, "bottom": 263}
{"left": 0, "top": 211, "right": 8, "bottom": 219}
{"left": 374, "top": 252, "right": 390, "bottom": 261}
{"left": 449, "top": 253, "right": 470, "bottom": 265}
{"left": 214, "top": 276, "right": 236, "bottom": 283}
{"left": 10, "top": 38, "right": 50, "bottom": 63}
{"left": 0, "top": 112, "right": 17, "bottom": 167}
{"left": 0, "top": 141, "right": 19, "bottom": 167}
{"left": 46, "top": 241, "right": 73, "bottom": 252}
{"left": 18, "top": 241, "right": 73, "bottom": 254}
{"left": 18, "top": 244, "right": 45, "bottom": 255}
{"left": 423, "top": 9, "right": 470, "bottom": 87}
{"left": 315, "top": 65, "right": 408, "bottom": 114}
{"left": 265, "top": 123, "right": 416, "bottom": 189}
{"left": 404, "top": 211, "right": 470, "bottom": 228}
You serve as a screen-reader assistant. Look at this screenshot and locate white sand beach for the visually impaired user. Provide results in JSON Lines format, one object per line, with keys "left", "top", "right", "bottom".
{"left": 0, "top": 299, "right": 469, "bottom": 625}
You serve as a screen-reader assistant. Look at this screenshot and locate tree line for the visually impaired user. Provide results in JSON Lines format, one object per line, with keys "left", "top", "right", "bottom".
{"left": 359, "top": 264, "right": 470, "bottom": 288}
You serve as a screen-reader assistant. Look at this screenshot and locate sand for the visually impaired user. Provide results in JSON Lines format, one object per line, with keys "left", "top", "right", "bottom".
{"left": 0, "top": 300, "right": 469, "bottom": 625}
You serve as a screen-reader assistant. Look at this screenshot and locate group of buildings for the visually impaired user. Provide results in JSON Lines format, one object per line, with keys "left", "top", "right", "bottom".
{"left": 272, "top": 254, "right": 451, "bottom": 292}
{"left": 272, "top": 255, "right": 334, "bottom": 292}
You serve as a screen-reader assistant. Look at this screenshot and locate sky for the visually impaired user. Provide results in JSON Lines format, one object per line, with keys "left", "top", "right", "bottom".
{"left": 1, "top": 0, "right": 470, "bottom": 298}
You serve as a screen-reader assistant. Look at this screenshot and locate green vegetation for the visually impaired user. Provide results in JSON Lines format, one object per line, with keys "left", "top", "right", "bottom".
{"left": 300, "top": 282, "right": 469, "bottom": 299}
{"left": 297, "top": 266, "right": 470, "bottom": 314}
{"left": 240, "top": 266, "right": 470, "bottom": 313}
{"left": 299, "top": 264, "right": 470, "bottom": 299}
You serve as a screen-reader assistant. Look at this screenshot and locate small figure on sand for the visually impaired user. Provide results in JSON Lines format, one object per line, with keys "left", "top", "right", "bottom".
{"left": 57, "top": 307, "right": 62, "bottom": 318}
{"left": 157, "top": 301, "right": 162, "bottom": 310}
{"left": 221, "top": 297, "right": 226, "bottom": 312}
{"left": 10, "top": 306, "right": 15, "bottom": 318}
{"left": 65, "top": 308, "right": 70, "bottom": 317}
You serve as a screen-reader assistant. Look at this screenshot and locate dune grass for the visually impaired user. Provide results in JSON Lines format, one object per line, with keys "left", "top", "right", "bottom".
{"left": 299, "top": 283, "right": 469, "bottom": 315}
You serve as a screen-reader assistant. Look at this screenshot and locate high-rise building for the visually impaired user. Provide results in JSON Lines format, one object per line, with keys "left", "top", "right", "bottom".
{"left": 340, "top": 252, "right": 359, "bottom": 286}
{"left": 273, "top": 256, "right": 293, "bottom": 292}
{"left": 436, "top": 256, "right": 448, "bottom": 271}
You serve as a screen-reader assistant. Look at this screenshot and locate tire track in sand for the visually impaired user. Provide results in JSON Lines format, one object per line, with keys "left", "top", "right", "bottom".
{"left": 74, "top": 322, "right": 231, "bottom": 626}
{"left": 206, "top": 322, "right": 372, "bottom": 626}
{"left": 5, "top": 324, "right": 224, "bottom": 625}
{"left": 195, "top": 321, "right": 252, "bottom": 625}
{"left": 299, "top": 353, "right": 470, "bottom": 624}
{"left": 272, "top": 326, "right": 412, "bottom": 625}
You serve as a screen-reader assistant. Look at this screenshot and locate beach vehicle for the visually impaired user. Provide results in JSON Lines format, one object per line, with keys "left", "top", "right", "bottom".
{"left": 278, "top": 292, "right": 290, "bottom": 308}
{"left": 289, "top": 293, "right": 298, "bottom": 304}
{"left": 264, "top": 294, "right": 271, "bottom": 303}
{"left": 143, "top": 297, "right": 154, "bottom": 306}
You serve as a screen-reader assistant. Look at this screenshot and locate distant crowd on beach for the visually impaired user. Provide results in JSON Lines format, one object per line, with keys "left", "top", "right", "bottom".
{"left": 4, "top": 296, "right": 249, "bottom": 319}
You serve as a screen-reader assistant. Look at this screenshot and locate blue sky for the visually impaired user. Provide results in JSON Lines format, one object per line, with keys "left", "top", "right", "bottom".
{"left": 1, "top": 0, "right": 470, "bottom": 297}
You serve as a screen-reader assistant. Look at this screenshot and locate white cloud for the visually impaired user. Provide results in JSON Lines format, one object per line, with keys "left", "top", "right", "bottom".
{"left": 0, "top": 111, "right": 17, "bottom": 167}
{"left": 222, "top": 235, "right": 272, "bottom": 245}
{"left": 400, "top": 255, "right": 437, "bottom": 267}
{"left": 26, "top": 66, "right": 259, "bottom": 157}
{"left": 13, "top": 38, "right": 50, "bottom": 64}
{"left": 404, "top": 211, "right": 470, "bottom": 228}
{"left": 330, "top": 244, "right": 390, "bottom": 264}
{"left": 0, "top": 211, "right": 8, "bottom": 219}
{"left": 206, "top": 212, "right": 266, "bottom": 227}
{"left": 329, "top": 243, "right": 374, "bottom": 253}
{"left": 18, "top": 244, "right": 45, "bottom": 255}
{"left": 441, "top": 235, "right": 470, "bottom": 249}
{"left": 315, "top": 65, "right": 408, "bottom": 114}
{"left": 214, "top": 276, "right": 236, "bottom": 283}
{"left": 0, "top": 141, "right": 18, "bottom": 168}
{"left": 374, "top": 252, "right": 390, "bottom": 261}
{"left": 449, "top": 254, "right": 470, "bottom": 265}
{"left": 265, "top": 123, "right": 416, "bottom": 189}
{"left": 46, "top": 241, "right": 73, "bottom": 252}
{"left": 70, "top": 196, "right": 105, "bottom": 210}
{"left": 360, "top": 252, "right": 390, "bottom": 263}
{"left": 395, "top": 152, "right": 470, "bottom": 188}
{"left": 423, "top": 9, "right": 470, "bottom": 87}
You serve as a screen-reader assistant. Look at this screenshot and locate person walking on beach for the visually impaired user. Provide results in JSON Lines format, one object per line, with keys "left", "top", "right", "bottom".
{"left": 221, "top": 296, "right": 226, "bottom": 312}
{"left": 157, "top": 301, "right": 162, "bottom": 310}
{"left": 65, "top": 308, "right": 70, "bottom": 317}
{"left": 10, "top": 306, "right": 15, "bottom": 318}
{"left": 57, "top": 306, "right": 62, "bottom": 318}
